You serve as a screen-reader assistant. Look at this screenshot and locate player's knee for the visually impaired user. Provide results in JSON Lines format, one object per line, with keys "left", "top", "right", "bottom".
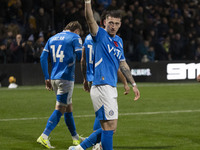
{"left": 55, "top": 105, "right": 66, "bottom": 114}
{"left": 66, "top": 103, "right": 73, "bottom": 112}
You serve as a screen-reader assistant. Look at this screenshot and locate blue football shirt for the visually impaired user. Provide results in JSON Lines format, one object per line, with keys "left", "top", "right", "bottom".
{"left": 83, "top": 34, "right": 94, "bottom": 82}
{"left": 92, "top": 27, "right": 125, "bottom": 87}
{"left": 40, "top": 31, "right": 82, "bottom": 81}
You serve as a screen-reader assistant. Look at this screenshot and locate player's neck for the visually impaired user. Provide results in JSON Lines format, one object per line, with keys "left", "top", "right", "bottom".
{"left": 105, "top": 28, "right": 116, "bottom": 37}
{"left": 108, "top": 32, "right": 116, "bottom": 37}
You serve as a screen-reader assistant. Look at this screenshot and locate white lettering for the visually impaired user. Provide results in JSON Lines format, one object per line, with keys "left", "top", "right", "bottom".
{"left": 108, "top": 44, "right": 114, "bottom": 53}
{"left": 167, "top": 63, "right": 200, "bottom": 80}
{"left": 52, "top": 36, "right": 65, "bottom": 41}
{"left": 107, "top": 44, "right": 122, "bottom": 59}
{"left": 131, "top": 68, "right": 152, "bottom": 76}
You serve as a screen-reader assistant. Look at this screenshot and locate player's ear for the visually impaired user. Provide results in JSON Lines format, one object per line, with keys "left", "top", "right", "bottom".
{"left": 74, "top": 29, "right": 80, "bottom": 35}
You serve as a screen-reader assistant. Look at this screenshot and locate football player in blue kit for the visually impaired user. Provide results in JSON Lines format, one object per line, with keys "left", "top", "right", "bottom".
{"left": 81, "top": 33, "right": 130, "bottom": 150}
{"left": 37, "top": 21, "right": 85, "bottom": 149}
{"left": 68, "top": 0, "right": 140, "bottom": 149}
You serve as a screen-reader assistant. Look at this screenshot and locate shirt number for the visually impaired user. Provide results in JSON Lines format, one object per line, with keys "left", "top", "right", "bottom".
{"left": 87, "top": 44, "right": 93, "bottom": 64}
{"left": 51, "top": 45, "right": 65, "bottom": 62}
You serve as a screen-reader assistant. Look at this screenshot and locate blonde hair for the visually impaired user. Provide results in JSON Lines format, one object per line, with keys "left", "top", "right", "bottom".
{"left": 64, "top": 21, "right": 82, "bottom": 32}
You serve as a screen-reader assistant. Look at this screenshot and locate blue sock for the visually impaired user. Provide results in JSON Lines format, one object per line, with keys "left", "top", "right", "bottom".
{"left": 80, "top": 128, "right": 102, "bottom": 149}
{"left": 64, "top": 112, "right": 77, "bottom": 136}
{"left": 43, "top": 110, "right": 62, "bottom": 136}
{"left": 93, "top": 117, "right": 101, "bottom": 131}
{"left": 101, "top": 130, "right": 114, "bottom": 150}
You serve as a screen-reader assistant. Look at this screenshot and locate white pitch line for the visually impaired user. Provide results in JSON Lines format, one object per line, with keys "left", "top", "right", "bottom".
{"left": 0, "top": 109, "right": 200, "bottom": 122}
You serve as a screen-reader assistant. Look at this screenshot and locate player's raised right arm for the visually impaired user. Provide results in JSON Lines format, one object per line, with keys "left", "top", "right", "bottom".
{"left": 84, "top": 0, "right": 98, "bottom": 36}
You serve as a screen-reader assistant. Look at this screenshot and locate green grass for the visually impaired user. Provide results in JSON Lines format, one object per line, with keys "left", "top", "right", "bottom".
{"left": 0, "top": 83, "right": 200, "bottom": 150}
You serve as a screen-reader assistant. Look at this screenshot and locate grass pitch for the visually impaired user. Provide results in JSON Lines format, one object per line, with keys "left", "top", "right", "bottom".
{"left": 0, "top": 83, "right": 200, "bottom": 150}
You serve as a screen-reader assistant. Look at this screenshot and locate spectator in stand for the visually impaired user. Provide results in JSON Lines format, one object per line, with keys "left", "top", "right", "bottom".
{"left": 7, "top": 0, "right": 24, "bottom": 24}
{"left": 20, "top": 0, "right": 33, "bottom": 19}
{"left": 54, "top": 2, "right": 67, "bottom": 32}
{"left": 157, "top": 17, "right": 169, "bottom": 38}
{"left": 195, "top": 19, "right": 200, "bottom": 37}
{"left": 173, "top": 17, "right": 185, "bottom": 34}
{"left": 24, "top": 34, "right": 34, "bottom": 63}
{"left": 195, "top": 38, "right": 200, "bottom": 60}
{"left": 9, "top": 33, "right": 25, "bottom": 63}
{"left": 154, "top": 37, "right": 170, "bottom": 61}
{"left": 170, "top": 3, "right": 182, "bottom": 18}
{"left": 3, "top": 31, "right": 15, "bottom": 63}
{"left": 0, "top": 0, "right": 7, "bottom": 23}
{"left": 135, "top": 6, "right": 145, "bottom": 22}
{"left": 136, "top": 40, "right": 148, "bottom": 62}
{"left": 36, "top": 7, "right": 51, "bottom": 39}
{"left": 107, "top": 0, "right": 117, "bottom": 10}
{"left": 0, "top": 23, "right": 7, "bottom": 42}
{"left": 24, "top": 14, "right": 37, "bottom": 41}
{"left": 7, "top": 23, "right": 20, "bottom": 38}
{"left": 33, "top": 32, "right": 45, "bottom": 63}
{"left": 97, "top": 0, "right": 112, "bottom": 8}
{"left": 184, "top": 32, "right": 196, "bottom": 60}
{"left": 120, "top": 17, "right": 133, "bottom": 54}
{"left": 195, "top": 45, "right": 200, "bottom": 60}
{"left": 0, "top": 41, "right": 7, "bottom": 64}
{"left": 162, "top": 35, "right": 172, "bottom": 60}
{"left": 169, "top": 33, "right": 184, "bottom": 60}
{"left": 147, "top": 45, "right": 155, "bottom": 62}
{"left": 137, "top": 40, "right": 155, "bottom": 62}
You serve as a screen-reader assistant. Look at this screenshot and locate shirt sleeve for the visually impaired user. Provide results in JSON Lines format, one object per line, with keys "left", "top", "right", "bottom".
{"left": 92, "top": 26, "right": 103, "bottom": 42}
{"left": 119, "top": 38, "right": 126, "bottom": 61}
{"left": 40, "top": 41, "right": 50, "bottom": 80}
{"left": 73, "top": 35, "right": 82, "bottom": 61}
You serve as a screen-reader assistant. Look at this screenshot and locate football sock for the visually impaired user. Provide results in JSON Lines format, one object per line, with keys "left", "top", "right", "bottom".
{"left": 93, "top": 117, "right": 101, "bottom": 131}
{"left": 101, "top": 130, "right": 114, "bottom": 150}
{"left": 80, "top": 128, "right": 102, "bottom": 149}
{"left": 43, "top": 110, "right": 62, "bottom": 136}
{"left": 64, "top": 112, "right": 77, "bottom": 136}
{"left": 41, "top": 133, "right": 48, "bottom": 140}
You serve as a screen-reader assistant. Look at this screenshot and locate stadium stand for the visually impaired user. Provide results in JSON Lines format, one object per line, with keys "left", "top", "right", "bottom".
{"left": 0, "top": 0, "right": 200, "bottom": 63}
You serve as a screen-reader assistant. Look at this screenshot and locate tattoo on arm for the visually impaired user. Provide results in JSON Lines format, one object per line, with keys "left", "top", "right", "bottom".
{"left": 118, "top": 69, "right": 128, "bottom": 85}
{"left": 120, "top": 61, "right": 135, "bottom": 84}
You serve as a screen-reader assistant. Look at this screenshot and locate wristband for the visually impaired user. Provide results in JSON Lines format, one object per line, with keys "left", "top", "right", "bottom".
{"left": 85, "top": 0, "right": 91, "bottom": 3}
{"left": 132, "top": 83, "right": 137, "bottom": 87}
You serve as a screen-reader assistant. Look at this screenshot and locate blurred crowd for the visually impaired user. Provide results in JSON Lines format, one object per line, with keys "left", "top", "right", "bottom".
{"left": 1, "top": 0, "right": 200, "bottom": 64}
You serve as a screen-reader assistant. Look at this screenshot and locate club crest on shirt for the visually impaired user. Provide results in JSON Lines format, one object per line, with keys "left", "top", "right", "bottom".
{"left": 109, "top": 110, "right": 114, "bottom": 116}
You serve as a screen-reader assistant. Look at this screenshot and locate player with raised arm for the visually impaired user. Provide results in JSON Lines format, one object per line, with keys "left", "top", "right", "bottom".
{"left": 68, "top": 0, "right": 140, "bottom": 149}
{"left": 81, "top": 10, "right": 130, "bottom": 150}
{"left": 81, "top": 10, "right": 130, "bottom": 94}
{"left": 37, "top": 21, "right": 85, "bottom": 149}
{"left": 81, "top": 32, "right": 130, "bottom": 150}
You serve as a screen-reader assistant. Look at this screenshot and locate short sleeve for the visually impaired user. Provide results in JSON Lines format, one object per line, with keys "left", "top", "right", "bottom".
{"left": 73, "top": 35, "right": 83, "bottom": 61}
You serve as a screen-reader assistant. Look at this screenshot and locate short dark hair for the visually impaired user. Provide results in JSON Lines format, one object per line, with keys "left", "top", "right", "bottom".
{"left": 106, "top": 10, "right": 122, "bottom": 20}
{"left": 100, "top": 10, "right": 108, "bottom": 27}
{"left": 64, "top": 21, "right": 82, "bottom": 32}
